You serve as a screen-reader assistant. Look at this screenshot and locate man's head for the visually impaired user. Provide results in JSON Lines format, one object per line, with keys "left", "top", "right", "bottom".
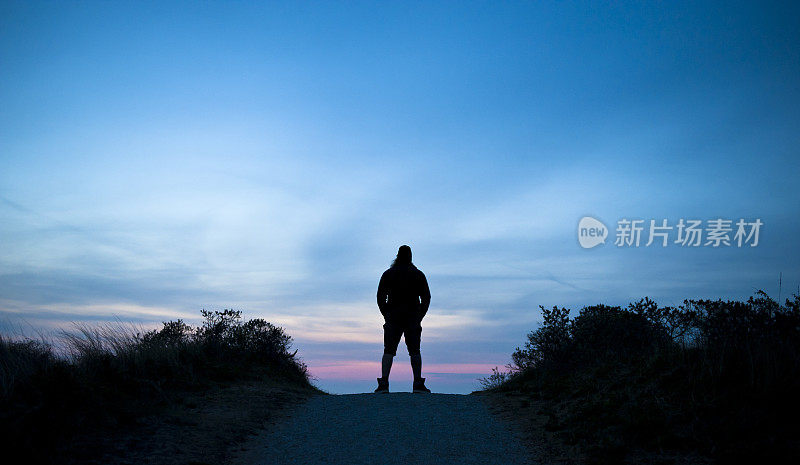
{"left": 393, "top": 245, "right": 412, "bottom": 266}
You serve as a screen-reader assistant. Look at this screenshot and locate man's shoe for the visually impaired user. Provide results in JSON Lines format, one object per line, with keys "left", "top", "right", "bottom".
{"left": 374, "top": 377, "right": 389, "bottom": 393}
{"left": 413, "top": 377, "right": 431, "bottom": 393}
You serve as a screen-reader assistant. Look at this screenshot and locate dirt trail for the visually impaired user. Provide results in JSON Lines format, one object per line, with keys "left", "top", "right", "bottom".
{"left": 235, "top": 392, "right": 533, "bottom": 465}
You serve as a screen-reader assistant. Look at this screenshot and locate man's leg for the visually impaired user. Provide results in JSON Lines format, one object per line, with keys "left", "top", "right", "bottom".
{"left": 410, "top": 353, "right": 422, "bottom": 380}
{"left": 405, "top": 324, "right": 423, "bottom": 380}
{"left": 407, "top": 326, "right": 430, "bottom": 393}
{"left": 382, "top": 353, "right": 394, "bottom": 379}
{"left": 381, "top": 321, "right": 401, "bottom": 379}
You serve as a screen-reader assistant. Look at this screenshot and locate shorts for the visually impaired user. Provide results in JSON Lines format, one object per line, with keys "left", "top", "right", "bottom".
{"left": 383, "top": 320, "right": 422, "bottom": 356}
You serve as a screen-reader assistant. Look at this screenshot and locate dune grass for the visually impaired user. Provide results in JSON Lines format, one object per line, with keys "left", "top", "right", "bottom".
{"left": 482, "top": 291, "right": 800, "bottom": 463}
{"left": 0, "top": 309, "right": 316, "bottom": 463}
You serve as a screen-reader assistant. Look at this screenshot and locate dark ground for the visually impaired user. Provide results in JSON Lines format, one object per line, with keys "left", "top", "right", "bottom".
{"left": 59, "top": 377, "right": 320, "bottom": 465}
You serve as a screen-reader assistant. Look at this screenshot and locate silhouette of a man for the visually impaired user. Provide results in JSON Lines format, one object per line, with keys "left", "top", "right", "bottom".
{"left": 375, "top": 245, "right": 431, "bottom": 393}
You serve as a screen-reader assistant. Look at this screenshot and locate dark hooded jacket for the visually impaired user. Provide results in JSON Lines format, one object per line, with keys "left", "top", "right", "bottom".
{"left": 377, "top": 263, "right": 431, "bottom": 324}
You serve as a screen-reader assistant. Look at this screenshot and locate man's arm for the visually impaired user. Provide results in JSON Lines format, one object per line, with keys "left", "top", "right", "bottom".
{"left": 419, "top": 272, "right": 431, "bottom": 319}
{"left": 377, "top": 271, "right": 390, "bottom": 317}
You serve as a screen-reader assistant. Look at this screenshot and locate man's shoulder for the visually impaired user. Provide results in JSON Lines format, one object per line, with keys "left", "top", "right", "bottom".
{"left": 384, "top": 264, "right": 424, "bottom": 277}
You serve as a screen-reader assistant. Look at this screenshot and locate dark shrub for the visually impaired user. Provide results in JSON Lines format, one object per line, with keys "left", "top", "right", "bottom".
{"left": 488, "top": 291, "right": 800, "bottom": 462}
{"left": 0, "top": 337, "right": 58, "bottom": 399}
{"left": 570, "top": 304, "right": 669, "bottom": 364}
{"left": 684, "top": 291, "right": 800, "bottom": 392}
{"left": 140, "top": 319, "right": 193, "bottom": 347}
{"left": 511, "top": 305, "right": 570, "bottom": 370}
{"left": 0, "top": 309, "right": 313, "bottom": 463}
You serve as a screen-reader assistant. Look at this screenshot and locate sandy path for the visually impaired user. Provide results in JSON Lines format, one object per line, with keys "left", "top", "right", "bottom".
{"left": 235, "top": 392, "right": 533, "bottom": 465}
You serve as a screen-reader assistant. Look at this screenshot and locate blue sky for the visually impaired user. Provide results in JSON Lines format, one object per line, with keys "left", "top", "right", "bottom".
{"left": 1, "top": 1, "right": 799, "bottom": 393}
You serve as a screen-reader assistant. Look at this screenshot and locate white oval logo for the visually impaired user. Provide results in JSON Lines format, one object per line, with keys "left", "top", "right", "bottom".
{"left": 578, "top": 216, "right": 608, "bottom": 249}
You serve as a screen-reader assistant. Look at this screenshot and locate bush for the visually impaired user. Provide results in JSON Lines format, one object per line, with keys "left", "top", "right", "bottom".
{"left": 478, "top": 366, "right": 513, "bottom": 390}
{"left": 511, "top": 305, "right": 570, "bottom": 371}
{"left": 686, "top": 291, "right": 800, "bottom": 393}
{"left": 569, "top": 304, "right": 668, "bottom": 364}
{"left": 0, "top": 309, "right": 312, "bottom": 463}
{"left": 0, "top": 337, "right": 59, "bottom": 399}
{"left": 489, "top": 291, "right": 800, "bottom": 462}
